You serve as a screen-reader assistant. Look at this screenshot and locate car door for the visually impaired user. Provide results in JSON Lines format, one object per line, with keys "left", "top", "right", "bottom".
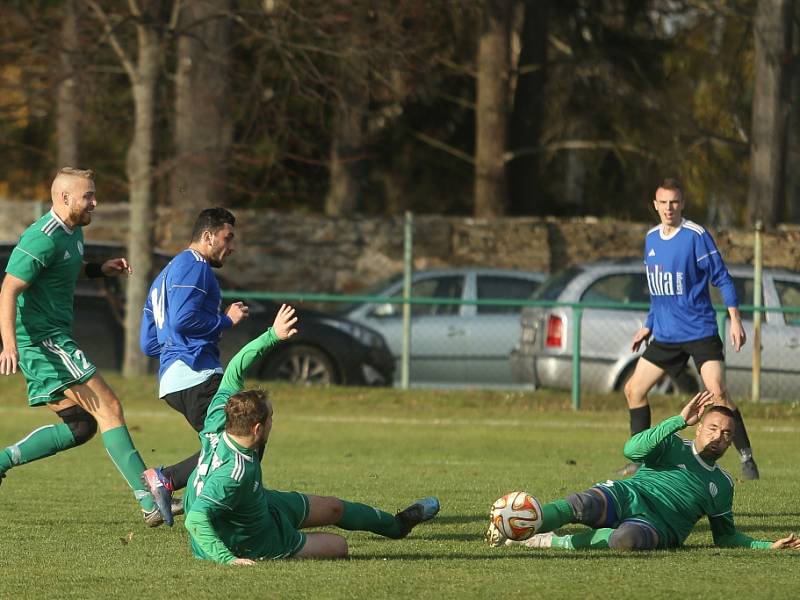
{"left": 577, "top": 271, "right": 652, "bottom": 390}
{"left": 708, "top": 276, "right": 780, "bottom": 399}
{"left": 463, "top": 273, "right": 542, "bottom": 385}
{"left": 766, "top": 275, "right": 800, "bottom": 399}
{"left": 350, "top": 274, "right": 468, "bottom": 385}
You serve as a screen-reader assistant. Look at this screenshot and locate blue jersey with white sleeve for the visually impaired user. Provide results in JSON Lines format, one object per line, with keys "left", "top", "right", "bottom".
{"left": 644, "top": 219, "right": 737, "bottom": 344}
{"left": 140, "top": 249, "right": 233, "bottom": 382}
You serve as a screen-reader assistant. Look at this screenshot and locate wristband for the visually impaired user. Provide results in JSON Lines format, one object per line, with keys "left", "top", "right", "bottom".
{"left": 85, "top": 262, "right": 104, "bottom": 278}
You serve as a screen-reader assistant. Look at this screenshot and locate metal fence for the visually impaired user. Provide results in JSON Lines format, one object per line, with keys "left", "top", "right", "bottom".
{"left": 221, "top": 288, "right": 800, "bottom": 408}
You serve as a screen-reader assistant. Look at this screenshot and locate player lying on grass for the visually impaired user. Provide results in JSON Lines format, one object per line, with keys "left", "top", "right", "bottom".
{"left": 487, "top": 391, "right": 800, "bottom": 551}
{"left": 184, "top": 303, "right": 440, "bottom": 564}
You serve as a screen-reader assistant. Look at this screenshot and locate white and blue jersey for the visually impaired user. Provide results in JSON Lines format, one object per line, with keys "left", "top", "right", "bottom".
{"left": 643, "top": 219, "right": 737, "bottom": 344}
{"left": 140, "top": 249, "right": 232, "bottom": 396}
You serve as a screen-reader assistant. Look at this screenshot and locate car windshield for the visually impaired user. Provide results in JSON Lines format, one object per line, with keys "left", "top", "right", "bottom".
{"left": 337, "top": 274, "right": 403, "bottom": 314}
{"left": 532, "top": 267, "right": 583, "bottom": 301}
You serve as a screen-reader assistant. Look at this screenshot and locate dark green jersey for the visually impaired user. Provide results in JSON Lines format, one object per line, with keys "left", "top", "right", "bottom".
{"left": 184, "top": 329, "right": 291, "bottom": 563}
{"left": 604, "top": 415, "right": 771, "bottom": 548}
{"left": 5, "top": 210, "right": 85, "bottom": 346}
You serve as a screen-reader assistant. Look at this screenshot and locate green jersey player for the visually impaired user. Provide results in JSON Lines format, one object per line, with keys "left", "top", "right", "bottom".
{"left": 487, "top": 391, "right": 800, "bottom": 551}
{"left": 0, "top": 167, "right": 173, "bottom": 526}
{"left": 184, "top": 304, "right": 440, "bottom": 564}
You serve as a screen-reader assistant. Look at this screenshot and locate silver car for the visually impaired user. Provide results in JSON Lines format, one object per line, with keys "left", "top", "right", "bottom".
{"left": 510, "top": 258, "right": 800, "bottom": 400}
{"left": 344, "top": 268, "right": 545, "bottom": 387}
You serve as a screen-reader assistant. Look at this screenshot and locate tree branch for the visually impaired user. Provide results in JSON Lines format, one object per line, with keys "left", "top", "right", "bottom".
{"left": 84, "top": 0, "right": 136, "bottom": 80}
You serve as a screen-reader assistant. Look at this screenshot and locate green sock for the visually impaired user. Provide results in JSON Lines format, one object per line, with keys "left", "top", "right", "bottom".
{"left": 540, "top": 499, "right": 574, "bottom": 533}
{"left": 101, "top": 426, "right": 154, "bottom": 511}
{"left": 336, "top": 500, "right": 403, "bottom": 538}
{"left": 554, "top": 528, "right": 612, "bottom": 549}
{"left": 0, "top": 423, "right": 77, "bottom": 474}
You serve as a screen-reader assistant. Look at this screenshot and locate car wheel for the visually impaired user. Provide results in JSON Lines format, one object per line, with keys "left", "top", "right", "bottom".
{"left": 260, "top": 344, "right": 339, "bottom": 385}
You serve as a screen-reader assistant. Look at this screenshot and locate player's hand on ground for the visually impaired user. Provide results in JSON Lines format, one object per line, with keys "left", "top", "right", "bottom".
{"left": 729, "top": 317, "right": 746, "bottom": 352}
{"left": 101, "top": 258, "right": 132, "bottom": 276}
{"left": 226, "top": 301, "right": 250, "bottom": 325}
{"left": 272, "top": 303, "right": 298, "bottom": 340}
{"left": 0, "top": 346, "right": 18, "bottom": 375}
{"left": 631, "top": 327, "right": 651, "bottom": 353}
{"left": 680, "top": 390, "right": 715, "bottom": 426}
{"left": 229, "top": 558, "right": 256, "bottom": 566}
{"left": 771, "top": 534, "right": 800, "bottom": 549}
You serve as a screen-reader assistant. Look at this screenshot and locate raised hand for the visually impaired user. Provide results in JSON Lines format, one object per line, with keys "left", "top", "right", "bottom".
{"left": 680, "top": 390, "right": 715, "bottom": 426}
{"left": 272, "top": 303, "right": 298, "bottom": 341}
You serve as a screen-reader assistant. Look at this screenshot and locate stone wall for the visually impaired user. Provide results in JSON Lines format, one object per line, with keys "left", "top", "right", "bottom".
{"left": 2, "top": 198, "right": 798, "bottom": 293}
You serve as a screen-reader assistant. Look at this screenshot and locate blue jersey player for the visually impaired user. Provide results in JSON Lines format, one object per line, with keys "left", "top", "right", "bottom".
{"left": 139, "top": 208, "right": 250, "bottom": 525}
{"left": 621, "top": 179, "right": 759, "bottom": 481}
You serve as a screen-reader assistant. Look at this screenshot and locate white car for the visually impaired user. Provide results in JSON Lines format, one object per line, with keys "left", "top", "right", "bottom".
{"left": 343, "top": 268, "right": 545, "bottom": 387}
{"left": 510, "top": 258, "right": 800, "bottom": 400}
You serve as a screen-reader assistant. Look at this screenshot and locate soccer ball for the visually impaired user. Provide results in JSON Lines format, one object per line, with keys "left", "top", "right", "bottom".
{"left": 490, "top": 491, "right": 543, "bottom": 541}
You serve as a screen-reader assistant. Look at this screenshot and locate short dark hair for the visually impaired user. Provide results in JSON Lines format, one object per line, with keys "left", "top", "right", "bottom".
{"left": 224, "top": 389, "right": 271, "bottom": 436}
{"left": 190, "top": 208, "right": 236, "bottom": 242}
{"left": 704, "top": 405, "right": 736, "bottom": 424}
{"left": 658, "top": 178, "right": 683, "bottom": 200}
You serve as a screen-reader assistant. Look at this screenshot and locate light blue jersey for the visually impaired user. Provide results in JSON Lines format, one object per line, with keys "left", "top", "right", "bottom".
{"left": 644, "top": 219, "right": 737, "bottom": 343}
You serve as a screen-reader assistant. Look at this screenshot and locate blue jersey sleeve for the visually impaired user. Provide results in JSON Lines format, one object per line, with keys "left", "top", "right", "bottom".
{"left": 139, "top": 304, "right": 161, "bottom": 357}
{"left": 696, "top": 231, "right": 738, "bottom": 308}
{"left": 169, "top": 261, "right": 233, "bottom": 337}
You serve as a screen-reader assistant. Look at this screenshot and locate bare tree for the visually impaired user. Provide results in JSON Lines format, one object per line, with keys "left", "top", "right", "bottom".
{"left": 168, "top": 0, "right": 232, "bottom": 244}
{"left": 86, "top": 0, "right": 166, "bottom": 376}
{"left": 474, "top": 0, "right": 512, "bottom": 218}
{"left": 747, "top": 0, "right": 794, "bottom": 226}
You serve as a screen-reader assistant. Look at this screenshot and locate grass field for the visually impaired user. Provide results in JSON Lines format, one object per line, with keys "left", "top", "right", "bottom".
{"left": 0, "top": 374, "right": 799, "bottom": 599}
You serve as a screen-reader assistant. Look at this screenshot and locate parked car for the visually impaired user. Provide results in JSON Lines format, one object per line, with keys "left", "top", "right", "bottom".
{"left": 343, "top": 268, "right": 546, "bottom": 387}
{"left": 510, "top": 258, "right": 800, "bottom": 400}
{"left": 0, "top": 241, "right": 394, "bottom": 386}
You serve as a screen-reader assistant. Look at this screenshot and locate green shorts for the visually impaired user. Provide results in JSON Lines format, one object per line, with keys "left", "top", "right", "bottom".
{"left": 597, "top": 481, "right": 672, "bottom": 548}
{"left": 256, "top": 490, "right": 311, "bottom": 560}
{"left": 19, "top": 334, "right": 97, "bottom": 406}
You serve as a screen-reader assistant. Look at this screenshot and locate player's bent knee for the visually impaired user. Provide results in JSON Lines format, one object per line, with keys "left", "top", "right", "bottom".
{"left": 566, "top": 490, "right": 607, "bottom": 528}
{"left": 57, "top": 405, "right": 98, "bottom": 446}
{"left": 608, "top": 523, "right": 658, "bottom": 551}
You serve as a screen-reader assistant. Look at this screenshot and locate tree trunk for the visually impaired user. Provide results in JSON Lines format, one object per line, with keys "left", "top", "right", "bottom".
{"left": 786, "top": 17, "right": 800, "bottom": 223}
{"left": 325, "top": 50, "right": 368, "bottom": 216}
{"left": 746, "top": 0, "right": 793, "bottom": 227}
{"left": 508, "top": 0, "right": 548, "bottom": 216}
{"left": 474, "top": 0, "right": 512, "bottom": 218}
{"left": 168, "top": 0, "right": 232, "bottom": 246}
{"left": 57, "top": 0, "right": 80, "bottom": 168}
{"left": 122, "top": 27, "right": 160, "bottom": 377}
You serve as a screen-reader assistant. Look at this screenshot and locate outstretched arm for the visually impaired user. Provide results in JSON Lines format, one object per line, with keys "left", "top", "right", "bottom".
{"left": 217, "top": 304, "right": 298, "bottom": 394}
{"left": 710, "top": 514, "right": 800, "bottom": 550}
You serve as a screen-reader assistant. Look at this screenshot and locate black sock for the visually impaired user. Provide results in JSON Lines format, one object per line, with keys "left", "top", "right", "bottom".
{"left": 163, "top": 451, "right": 201, "bottom": 491}
{"left": 731, "top": 409, "right": 754, "bottom": 462}
{"left": 629, "top": 406, "right": 651, "bottom": 437}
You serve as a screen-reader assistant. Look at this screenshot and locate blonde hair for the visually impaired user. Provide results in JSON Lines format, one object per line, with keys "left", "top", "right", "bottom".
{"left": 56, "top": 167, "right": 94, "bottom": 180}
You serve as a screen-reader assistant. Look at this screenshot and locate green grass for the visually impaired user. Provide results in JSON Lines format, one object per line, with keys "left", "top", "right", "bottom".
{"left": 0, "top": 375, "right": 799, "bottom": 599}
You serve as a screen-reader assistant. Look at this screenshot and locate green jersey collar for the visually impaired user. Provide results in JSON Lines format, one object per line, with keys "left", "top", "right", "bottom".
{"left": 48, "top": 209, "right": 74, "bottom": 234}
{"left": 221, "top": 432, "right": 255, "bottom": 462}
{"left": 690, "top": 442, "right": 716, "bottom": 471}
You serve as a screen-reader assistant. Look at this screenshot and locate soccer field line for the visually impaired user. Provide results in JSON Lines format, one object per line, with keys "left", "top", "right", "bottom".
{"left": 0, "top": 405, "right": 798, "bottom": 433}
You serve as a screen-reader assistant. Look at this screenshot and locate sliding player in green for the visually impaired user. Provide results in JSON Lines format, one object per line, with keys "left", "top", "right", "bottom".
{"left": 487, "top": 391, "right": 800, "bottom": 551}
{"left": 184, "top": 303, "right": 440, "bottom": 564}
{"left": 0, "top": 167, "right": 172, "bottom": 525}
